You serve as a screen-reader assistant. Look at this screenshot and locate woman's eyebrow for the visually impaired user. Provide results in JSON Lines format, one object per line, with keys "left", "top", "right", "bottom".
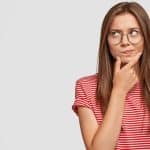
{"left": 109, "top": 29, "right": 122, "bottom": 32}
{"left": 128, "top": 27, "right": 141, "bottom": 30}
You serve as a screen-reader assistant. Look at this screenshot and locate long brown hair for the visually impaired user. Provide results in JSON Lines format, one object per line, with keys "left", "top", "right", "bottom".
{"left": 96, "top": 2, "right": 150, "bottom": 115}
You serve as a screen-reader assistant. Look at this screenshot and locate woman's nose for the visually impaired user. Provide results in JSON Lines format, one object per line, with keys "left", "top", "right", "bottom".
{"left": 121, "top": 34, "right": 130, "bottom": 45}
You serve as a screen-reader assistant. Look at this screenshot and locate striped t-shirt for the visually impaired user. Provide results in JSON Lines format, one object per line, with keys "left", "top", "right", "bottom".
{"left": 72, "top": 73, "right": 150, "bottom": 150}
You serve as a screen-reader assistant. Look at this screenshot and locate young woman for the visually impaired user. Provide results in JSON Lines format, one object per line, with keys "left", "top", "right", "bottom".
{"left": 72, "top": 2, "right": 150, "bottom": 150}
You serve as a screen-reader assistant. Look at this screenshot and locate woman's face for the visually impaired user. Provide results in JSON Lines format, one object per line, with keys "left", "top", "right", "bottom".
{"left": 107, "top": 13, "right": 144, "bottom": 65}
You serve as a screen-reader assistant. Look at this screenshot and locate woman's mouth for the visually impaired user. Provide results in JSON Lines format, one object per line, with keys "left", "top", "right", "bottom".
{"left": 121, "top": 50, "right": 134, "bottom": 56}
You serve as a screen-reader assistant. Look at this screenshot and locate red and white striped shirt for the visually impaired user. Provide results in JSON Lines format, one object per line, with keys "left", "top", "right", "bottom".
{"left": 72, "top": 73, "right": 150, "bottom": 150}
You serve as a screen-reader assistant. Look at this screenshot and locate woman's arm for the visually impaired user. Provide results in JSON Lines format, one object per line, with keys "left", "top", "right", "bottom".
{"left": 78, "top": 88, "right": 126, "bottom": 150}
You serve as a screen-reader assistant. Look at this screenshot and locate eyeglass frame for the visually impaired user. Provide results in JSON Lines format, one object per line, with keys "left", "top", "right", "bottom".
{"left": 107, "top": 29, "right": 143, "bottom": 45}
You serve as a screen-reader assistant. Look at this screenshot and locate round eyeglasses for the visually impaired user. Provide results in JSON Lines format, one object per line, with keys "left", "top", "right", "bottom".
{"left": 107, "top": 29, "right": 143, "bottom": 45}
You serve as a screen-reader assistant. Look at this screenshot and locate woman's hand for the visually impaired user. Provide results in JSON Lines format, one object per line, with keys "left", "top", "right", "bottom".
{"left": 113, "top": 52, "right": 142, "bottom": 94}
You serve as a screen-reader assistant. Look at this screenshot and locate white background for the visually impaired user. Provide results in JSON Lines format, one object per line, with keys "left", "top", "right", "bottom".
{"left": 0, "top": 0, "right": 149, "bottom": 149}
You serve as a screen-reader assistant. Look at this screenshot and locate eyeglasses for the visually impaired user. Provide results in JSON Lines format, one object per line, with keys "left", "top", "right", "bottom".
{"left": 107, "top": 29, "right": 143, "bottom": 45}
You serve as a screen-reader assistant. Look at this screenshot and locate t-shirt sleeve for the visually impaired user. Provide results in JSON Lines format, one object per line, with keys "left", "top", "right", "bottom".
{"left": 72, "top": 79, "right": 92, "bottom": 116}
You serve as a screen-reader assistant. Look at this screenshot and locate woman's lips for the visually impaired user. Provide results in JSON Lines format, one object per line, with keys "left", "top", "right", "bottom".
{"left": 121, "top": 50, "right": 134, "bottom": 55}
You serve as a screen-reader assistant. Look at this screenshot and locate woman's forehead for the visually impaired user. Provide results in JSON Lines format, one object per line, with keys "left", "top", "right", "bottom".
{"left": 110, "top": 13, "right": 141, "bottom": 30}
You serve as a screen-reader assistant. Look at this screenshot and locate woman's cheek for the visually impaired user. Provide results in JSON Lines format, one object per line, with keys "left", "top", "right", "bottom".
{"left": 110, "top": 50, "right": 118, "bottom": 59}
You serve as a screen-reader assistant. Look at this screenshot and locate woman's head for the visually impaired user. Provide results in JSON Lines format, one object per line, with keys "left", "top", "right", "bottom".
{"left": 96, "top": 2, "right": 150, "bottom": 113}
{"left": 108, "top": 12, "right": 144, "bottom": 65}
{"left": 98, "top": 2, "right": 150, "bottom": 67}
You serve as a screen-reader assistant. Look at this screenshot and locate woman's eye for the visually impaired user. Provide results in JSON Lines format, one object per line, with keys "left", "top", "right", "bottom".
{"left": 130, "top": 30, "right": 138, "bottom": 36}
{"left": 111, "top": 31, "right": 120, "bottom": 37}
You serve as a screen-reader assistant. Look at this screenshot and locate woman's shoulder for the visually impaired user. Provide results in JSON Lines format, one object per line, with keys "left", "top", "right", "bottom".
{"left": 76, "top": 73, "right": 98, "bottom": 86}
{"left": 75, "top": 73, "right": 98, "bottom": 95}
